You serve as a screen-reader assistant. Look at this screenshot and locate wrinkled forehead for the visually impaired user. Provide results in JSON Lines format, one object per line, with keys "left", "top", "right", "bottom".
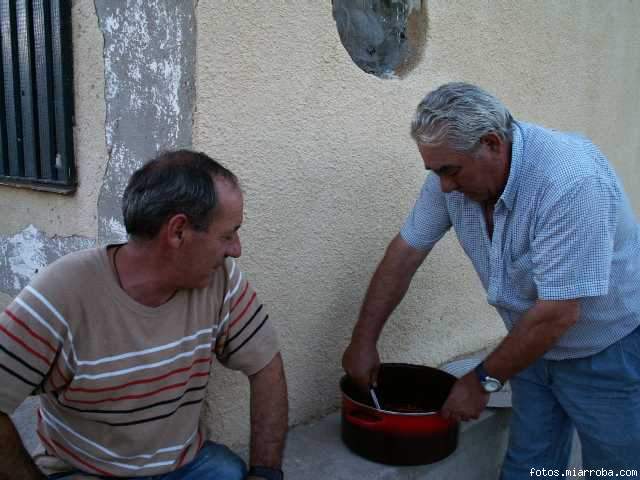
{"left": 418, "top": 142, "right": 470, "bottom": 170}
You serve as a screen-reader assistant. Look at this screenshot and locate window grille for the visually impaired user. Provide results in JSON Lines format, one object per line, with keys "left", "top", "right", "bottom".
{"left": 0, "top": 0, "right": 75, "bottom": 193}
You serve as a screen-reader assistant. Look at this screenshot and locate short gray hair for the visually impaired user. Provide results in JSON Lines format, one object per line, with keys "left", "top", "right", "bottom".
{"left": 411, "top": 82, "right": 514, "bottom": 152}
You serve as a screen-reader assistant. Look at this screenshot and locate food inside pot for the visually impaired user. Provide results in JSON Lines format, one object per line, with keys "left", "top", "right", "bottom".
{"left": 343, "top": 363, "right": 454, "bottom": 413}
{"left": 381, "top": 402, "right": 422, "bottom": 413}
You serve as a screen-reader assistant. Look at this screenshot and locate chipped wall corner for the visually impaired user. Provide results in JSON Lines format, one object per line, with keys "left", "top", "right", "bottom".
{"left": 0, "top": 225, "right": 95, "bottom": 298}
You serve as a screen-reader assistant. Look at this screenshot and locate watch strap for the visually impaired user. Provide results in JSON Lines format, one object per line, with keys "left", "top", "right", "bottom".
{"left": 474, "top": 361, "right": 490, "bottom": 382}
{"left": 248, "top": 465, "right": 284, "bottom": 480}
{"left": 474, "top": 361, "right": 503, "bottom": 392}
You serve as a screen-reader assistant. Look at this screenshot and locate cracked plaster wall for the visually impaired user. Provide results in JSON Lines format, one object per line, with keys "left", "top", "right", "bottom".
{"left": 95, "top": 0, "right": 196, "bottom": 245}
{"left": 0, "top": 226, "right": 94, "bottom": 296}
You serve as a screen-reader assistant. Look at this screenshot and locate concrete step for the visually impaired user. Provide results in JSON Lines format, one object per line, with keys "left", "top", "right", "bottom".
{"left": 283, "top": 409, "right": 511, "bottom": 480}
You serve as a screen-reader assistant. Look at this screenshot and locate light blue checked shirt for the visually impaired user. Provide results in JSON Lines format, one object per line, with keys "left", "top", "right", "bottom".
{"left": 401, "top": 121, "right": 640, "bottom": 360}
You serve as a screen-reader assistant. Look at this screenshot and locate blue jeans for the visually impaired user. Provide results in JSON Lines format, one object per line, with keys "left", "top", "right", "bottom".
{"left": 47, "top": 441, "right": 247, "bottom": 480}
{"left": 501, "top": 326, "right": 640, "bottom": 479}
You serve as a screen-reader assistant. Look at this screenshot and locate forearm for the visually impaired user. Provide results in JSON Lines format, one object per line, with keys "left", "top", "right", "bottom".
{"left": 248, "top": 353, "right": 288, "bottom": 469}
{"left": 484, "top": 299, "right": 579, "bottom": 382}
{"left": 0, "top": 413, "right": 45, "bottom": 480}
{"left": 352, "top": 234, "right": 429, "bottom": 343}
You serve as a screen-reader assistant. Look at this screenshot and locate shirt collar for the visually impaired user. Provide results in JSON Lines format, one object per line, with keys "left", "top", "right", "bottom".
{"left": 498, "top": 121, "right": 524, "bottom": 210}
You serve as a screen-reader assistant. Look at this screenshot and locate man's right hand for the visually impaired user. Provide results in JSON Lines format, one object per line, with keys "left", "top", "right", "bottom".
{"left": 0, "top": 412, "right": 46, "bottom": 480}
{"left": 342, "top": 339, "right": 381, "bottom": 391}
{"left": 341, "top": 235, "right": 429, "bottom": 392}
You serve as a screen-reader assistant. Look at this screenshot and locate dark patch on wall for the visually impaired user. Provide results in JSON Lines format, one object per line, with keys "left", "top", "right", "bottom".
{"left": 333, "top": 0, "right": 428, "bottom": 78}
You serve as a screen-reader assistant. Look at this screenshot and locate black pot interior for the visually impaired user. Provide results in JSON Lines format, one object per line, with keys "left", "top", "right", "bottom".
{"left": 341, "top": 363, "right": 456, "bottom": 413}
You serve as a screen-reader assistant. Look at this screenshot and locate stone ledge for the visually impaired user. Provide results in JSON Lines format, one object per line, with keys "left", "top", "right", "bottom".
{"left": 283, "top": 408, "right": 511, "bottom": 480}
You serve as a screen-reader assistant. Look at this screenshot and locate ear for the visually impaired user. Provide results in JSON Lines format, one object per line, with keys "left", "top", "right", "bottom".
{"left": 480, "top": 132, "right": 504, "bottom": 153}
{"left": 165, "top": 214, "right": 189, "bottom": 249}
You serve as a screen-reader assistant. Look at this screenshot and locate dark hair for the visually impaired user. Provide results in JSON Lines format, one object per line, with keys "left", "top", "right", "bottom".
{"left": 122, "top": 150, "right": 238, "bottom": 240}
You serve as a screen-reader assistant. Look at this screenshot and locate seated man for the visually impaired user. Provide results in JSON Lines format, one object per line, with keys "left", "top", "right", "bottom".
{"left": 0, "top": 150, "right": 288, "bottom": 480}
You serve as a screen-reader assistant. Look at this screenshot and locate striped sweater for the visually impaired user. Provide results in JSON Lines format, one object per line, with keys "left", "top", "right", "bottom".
{"left": 0, "top": 247, "right": 279, "bottom": 477}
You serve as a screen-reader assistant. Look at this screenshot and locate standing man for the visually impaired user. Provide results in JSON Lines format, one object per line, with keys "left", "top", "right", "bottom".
{"left": 343, "top": 82, "right": 640, "bottom": 477}
{"left": 0, "top": 150, "right": 288, "bottom": 480}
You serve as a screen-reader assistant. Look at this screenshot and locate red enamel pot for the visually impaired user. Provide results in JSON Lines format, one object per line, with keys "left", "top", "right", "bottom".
{"left": 340, "top": 363, "right": 459, "bottom": 465}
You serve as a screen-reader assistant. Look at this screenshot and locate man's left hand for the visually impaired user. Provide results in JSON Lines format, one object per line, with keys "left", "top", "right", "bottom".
{"left": 440, "top": 372, "right": 489, "bottom": 422}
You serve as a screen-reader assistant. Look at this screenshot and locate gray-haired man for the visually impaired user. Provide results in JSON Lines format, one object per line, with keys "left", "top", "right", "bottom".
{"left": 343, "top": 82, "right": 640, "bottom": 477}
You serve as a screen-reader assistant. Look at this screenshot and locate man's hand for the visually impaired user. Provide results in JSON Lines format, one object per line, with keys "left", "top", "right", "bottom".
{"left": 0, "top": 412, "right": 46, "bottom": 480}
{"left": 342, "top": 235, "right": 429, "bottom": 391}
{"left": 342, "top": 339, "right": 380, "bottom": 391}
{"left": 440, "top": 372, "right": 489, "bottom": 422}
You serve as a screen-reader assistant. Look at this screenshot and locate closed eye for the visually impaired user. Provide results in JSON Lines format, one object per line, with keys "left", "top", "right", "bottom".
{"left": 435, "top": 166, "right": 461, "bottom": 177}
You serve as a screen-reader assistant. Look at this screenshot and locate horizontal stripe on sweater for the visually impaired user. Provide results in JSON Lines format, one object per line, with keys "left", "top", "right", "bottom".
{"left": 56, "top": 385, "right": 208, "bottom": 415}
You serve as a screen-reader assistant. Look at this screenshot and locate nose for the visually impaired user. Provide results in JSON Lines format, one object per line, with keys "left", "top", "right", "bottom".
{"left": 439, "top": 176, "right": 458, "bottom": 193}
{"left": 228, "top": 233, "right": 242, "bottom": 258}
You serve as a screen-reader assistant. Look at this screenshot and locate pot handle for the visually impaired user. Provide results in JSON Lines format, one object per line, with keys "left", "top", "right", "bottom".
{"left": 344, "top": 409, "right": 384, "bottom": 427}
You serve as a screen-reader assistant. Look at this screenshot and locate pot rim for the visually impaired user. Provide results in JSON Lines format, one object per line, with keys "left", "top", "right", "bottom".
{"left": 343, "top": 391, "right": 442, "bottom": 416}
{"left": 340, "top": 363, "right": 458, "bottom": 418}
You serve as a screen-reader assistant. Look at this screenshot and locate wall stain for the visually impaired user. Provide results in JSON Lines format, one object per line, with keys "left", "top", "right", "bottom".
{"left": 332, "top": 0, "right": 428, "bottom": 78}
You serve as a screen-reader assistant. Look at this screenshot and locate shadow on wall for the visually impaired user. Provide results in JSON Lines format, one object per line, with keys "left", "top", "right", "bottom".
{"left": 332, "top": 0, "right": 428, "bottom": 79}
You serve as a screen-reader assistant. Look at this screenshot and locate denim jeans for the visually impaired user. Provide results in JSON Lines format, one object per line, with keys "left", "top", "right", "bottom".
{"left": 47, "top": 441, "right": 247, "bottom": 480}
{"left": 501, "top": 326, "right": 640, "bottom": 479}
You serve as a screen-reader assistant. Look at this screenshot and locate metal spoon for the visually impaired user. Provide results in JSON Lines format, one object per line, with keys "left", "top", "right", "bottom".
{"left": 369, "top": 387, "right": 382, "bottom": 410}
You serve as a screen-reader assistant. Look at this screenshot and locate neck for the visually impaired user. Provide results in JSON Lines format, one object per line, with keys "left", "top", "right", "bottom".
{"left": 488, "top": 142, "right": 513, "bottom": 207}
{"left": 499, "top": 142, "right": 513, "bottom": 195}
{"left": 112, "top": 242, "right": 177, "bottom": 307}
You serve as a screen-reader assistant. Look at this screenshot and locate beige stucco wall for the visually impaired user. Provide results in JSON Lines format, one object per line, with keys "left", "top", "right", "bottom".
{"left": 0, "top": 1, "right": 106, "bottom": 239}
{"left": 194, "top": 0, "right": 640, "bottom": 447}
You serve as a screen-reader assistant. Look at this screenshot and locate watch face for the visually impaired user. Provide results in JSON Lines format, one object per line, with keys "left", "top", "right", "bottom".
{"left": 483, "top": 378, "right": 502, "bottom": 393}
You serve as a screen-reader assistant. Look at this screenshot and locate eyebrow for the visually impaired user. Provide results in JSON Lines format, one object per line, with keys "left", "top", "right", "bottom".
{"left": 426, "top": 164, "right": 460, "bottom": 175}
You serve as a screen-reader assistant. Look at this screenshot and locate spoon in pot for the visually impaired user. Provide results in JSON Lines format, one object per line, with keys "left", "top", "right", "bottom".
{"left": 369, "top": 386, "right": 382, "bottom": 410}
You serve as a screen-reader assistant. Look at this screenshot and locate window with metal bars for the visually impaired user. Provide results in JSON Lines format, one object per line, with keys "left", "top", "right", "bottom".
{"left": 0, "top": 0, "right": 75, "bottom": 193}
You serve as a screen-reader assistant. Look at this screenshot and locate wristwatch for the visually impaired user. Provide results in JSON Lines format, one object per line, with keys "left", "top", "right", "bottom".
{"left": 248, "top": 465, "right": 284, "bottom": 480}
{"left": 474, "top": 362, "right": 503, "bottom": 393}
